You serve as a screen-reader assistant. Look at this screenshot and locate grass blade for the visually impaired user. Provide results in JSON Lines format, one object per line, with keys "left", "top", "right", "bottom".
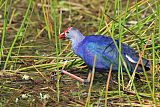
{"left": 85, "top": 55, "right": 96, "bottom": 107}
{"left": 3, "top": 0, "right": 32, "bottom": 70}
{"left": 0, "top": 0, "right": 7, "bottom": 66}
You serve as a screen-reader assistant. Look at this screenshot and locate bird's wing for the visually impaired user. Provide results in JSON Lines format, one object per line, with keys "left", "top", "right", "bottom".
{"left": 78, "top": 36, "right": 149, "bottom": 71}
{"left": 81, "top": 40, "right": 119, "bottom": 69}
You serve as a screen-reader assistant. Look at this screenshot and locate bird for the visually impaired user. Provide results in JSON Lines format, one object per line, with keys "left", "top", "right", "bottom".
{"left": 58, "top": 27, "right": 150, "bottom": 83}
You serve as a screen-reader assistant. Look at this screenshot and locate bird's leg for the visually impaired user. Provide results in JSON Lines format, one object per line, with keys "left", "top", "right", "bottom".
{"left": 60, "top": 70, "right": 85, "bottom": 83}
{"left": 85, "top": 70, "right": 92, "bottom": 83}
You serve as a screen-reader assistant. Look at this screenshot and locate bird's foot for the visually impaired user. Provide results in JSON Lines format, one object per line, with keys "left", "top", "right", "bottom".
{"left": 50, "top": 71, "right": 56, "bottom": 80}
{"left": 82, "top": 79, "right": 90, "bottom": 85}
{"left": 50, "top": 70, "right": 63, "bottom": 81}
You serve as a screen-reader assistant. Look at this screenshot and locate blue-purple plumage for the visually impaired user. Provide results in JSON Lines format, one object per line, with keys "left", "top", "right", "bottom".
{"left": 75, "top": 35, "right": 149, "bottom": 72}
{"left": 58, "top": 27, "right": 150, "bottom": 73}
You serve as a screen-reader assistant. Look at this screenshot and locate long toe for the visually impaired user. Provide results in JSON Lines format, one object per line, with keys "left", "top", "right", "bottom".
{"left": 82, "top": 79, "right": 90, "bottom": 85}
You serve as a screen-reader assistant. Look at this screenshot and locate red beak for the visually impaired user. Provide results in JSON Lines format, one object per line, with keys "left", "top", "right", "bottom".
{"left": 58, "top": 32, "right": 66, "bottom": 39}
{"left": 58, "top": 27, "right": 72, "bottom": 39}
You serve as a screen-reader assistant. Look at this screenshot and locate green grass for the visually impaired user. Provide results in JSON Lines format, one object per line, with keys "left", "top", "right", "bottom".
{"left": 0, "top": 0, "right": 159, "bottom": 106}
{"left": 3, "top": 0, "right": 32, "bottom": 70}
{"left": 85, "top": 55, "right": 96, "bottom": 107}
{"left": 0, "top": 0, "right": 7, "bottom": 67}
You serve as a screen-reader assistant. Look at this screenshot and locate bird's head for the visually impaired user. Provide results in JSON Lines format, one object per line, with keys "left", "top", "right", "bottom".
{"left": 58, "top": 27, "right": 84, "bottom": 40}
{"left": 58, "top": 27, "right": 85, "bottom": 49}
{"left": 58, "top": 27, "right": 85, "bottom": 43}
{"left": 58, "top": 27, "right": 72, "bottom": 39}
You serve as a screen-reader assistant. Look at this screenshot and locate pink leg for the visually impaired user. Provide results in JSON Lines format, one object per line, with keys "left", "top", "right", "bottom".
{"left": 87, "top": 71, "right": 92, "bottom": 82}
{"left": 61, "top": 70, "right": 85, "bottom": 83}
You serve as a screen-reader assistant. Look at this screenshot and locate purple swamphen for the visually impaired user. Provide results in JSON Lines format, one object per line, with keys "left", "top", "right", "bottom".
{"left": 58, "top": 27, "right": 150, "bottom": 83}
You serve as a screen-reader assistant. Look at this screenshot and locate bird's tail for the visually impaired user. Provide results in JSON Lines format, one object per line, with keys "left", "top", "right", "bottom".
{"left": 129, "top": 58, "right": 150, "bottom": 72}
{"left": 140, "top": 58, "right": 150, "bottom": 71}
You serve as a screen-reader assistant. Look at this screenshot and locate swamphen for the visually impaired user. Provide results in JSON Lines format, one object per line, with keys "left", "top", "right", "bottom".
{"left": 58, "top": 27, "right": 150, "bottom": 83}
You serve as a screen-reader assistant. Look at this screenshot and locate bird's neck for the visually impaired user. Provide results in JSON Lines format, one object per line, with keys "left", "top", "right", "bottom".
{"left": 71, "top": 34, "right": 85, "bottom": 51}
